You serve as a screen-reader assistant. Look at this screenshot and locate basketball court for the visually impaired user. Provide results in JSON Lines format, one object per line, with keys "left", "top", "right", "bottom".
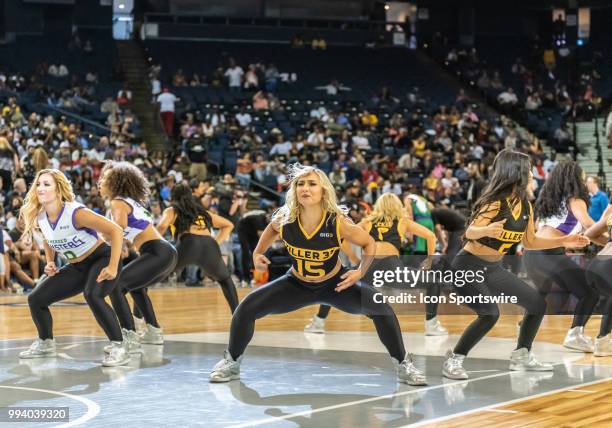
{"left": 2, "top": 287, "right": 611, "bottom": 427}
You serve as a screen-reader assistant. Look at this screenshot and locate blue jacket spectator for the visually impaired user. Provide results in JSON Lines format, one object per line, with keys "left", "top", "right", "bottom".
{"left": 587, "top": 176, "right": 608, "bottom": 221}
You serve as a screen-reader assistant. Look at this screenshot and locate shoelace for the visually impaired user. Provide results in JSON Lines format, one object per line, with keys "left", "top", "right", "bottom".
{"left": 29, "top": 340, "right": 43, "bottom": 351}
{"left": 109, "top": 345, "right": 124, "bottom": 360}
{"left": 447, "top": 356, "right": 464, "bottom": 372}
{"left": 526, "top": 353, "right": 542, "bottom": 366}
{"left": 213, "top": 360, "right": 234, "bottom": 373}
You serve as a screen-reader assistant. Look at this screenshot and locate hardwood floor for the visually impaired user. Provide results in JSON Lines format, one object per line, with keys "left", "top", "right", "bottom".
{"left": 0, "top": 287, "right": 605, "bottom": 342}
{"left": 424, "top": 379, "right": 612, "bottom": 428}
{"left": 1, "top": 287, "right": 611, "bottom": 427}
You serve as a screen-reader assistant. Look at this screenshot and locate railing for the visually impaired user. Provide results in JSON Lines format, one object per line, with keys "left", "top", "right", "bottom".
{"left": 40, "top": 104, "right": 112, "bottom": 133}
{"left": 594, "top": 105, "right": 607, "bottom": 189}
{"left": 251, "top": 179, "right": 282, "bottom": 200}
{"left": 144, "top": 13, "right": 403, "bottom": 32}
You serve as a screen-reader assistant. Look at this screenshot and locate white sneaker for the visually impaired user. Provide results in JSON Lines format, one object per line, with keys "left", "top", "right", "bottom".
{"left": 304, "top": 315, "right": 326, "bottom": 334}
{"left": 19, "top": 339, "right": 57, "bottom": 359}
{"left": 442, "top": 349, "right": 468, "bottom": 380}
{"left": 134, "top": 316, "right": 146, "bottom": 336}
{"left": 210, "top": 350, "right": 242, "bottom": 382}
{"left": 140, "top": 324, "right": 164, "bottom": 345}
{"left": 563, "top": 326, "right": 594, "bottom": 353}
{"left": 396, "top": 353, "right": 427, "bottom": 385}
{"left": 102, "top": 341, "right": 130, "bottom": 367}
{"left": 425, "top": 317, "right": 448, "bottom": 336}
{"left": 239, "top": 280, "right": 249, "bottom": 288}
{"left": 594, "top": 334, "right": 612, "bottom": 357}
{"left": 509, "top": 348, "right": 553, "bottom": 371}
{"left": 105, "top": 329, "right": 142, "bottom": 354}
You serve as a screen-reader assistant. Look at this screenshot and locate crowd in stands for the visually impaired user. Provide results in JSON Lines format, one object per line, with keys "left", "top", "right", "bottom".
{"left": 7, "top": 28, "right": 608, "bottom": 293}
{"left": 150, "top": 58, "right": 297, "bottom": 95}
{"left": 435, "top": 35, "right": 606, "bottom": 157}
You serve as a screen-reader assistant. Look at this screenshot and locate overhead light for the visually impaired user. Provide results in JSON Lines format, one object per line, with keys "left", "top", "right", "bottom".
{"left": 118, "top": 3, "right": 125, "bottom": 9}
{"left": 384, "top": 4, "right": 390, "bottom": 10}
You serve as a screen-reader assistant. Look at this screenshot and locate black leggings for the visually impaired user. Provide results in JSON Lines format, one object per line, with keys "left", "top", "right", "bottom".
{"left": 175, "top": 234, "right": 238, "bottom": 312}
{"left": 110, "top": 239, "right": 178, "bottom": 330}
{"left": 313, "top": 256, "right": 405, "bottom": 320}
{"left": 122, "top": 250, "right": 145, "bottom": 320}
{"left": 237, "top": 228, "right": 259, "bottom": 282}
{"left": 451, "top": 250, "right": 546, "bottom": 356}
{"left": 228, "top": 268, "right": 407, "bottom": 362}
{"left": 586, "top": 256, "right": 612, "bottom": 338}
{"left": 27, "top": 244, "right": 123, "bottom": 342}
{"left": 424, "top": 234, "right": 464, "bottom": 321}
{"left": 524, "top": 248, "right": 598, "bottom": 328}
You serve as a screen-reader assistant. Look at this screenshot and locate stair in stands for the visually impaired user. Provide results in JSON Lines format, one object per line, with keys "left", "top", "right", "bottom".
{"left": 116, "top": 39, "right": 170, "bottom": 152}
{"left": 576, "top": 117, "right": 608, "bottom": 188}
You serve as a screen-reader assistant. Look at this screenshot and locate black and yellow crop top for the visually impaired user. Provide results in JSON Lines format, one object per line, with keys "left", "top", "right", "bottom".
{"left": 369, "top": 218, "right": 402, "bottom": 252}
{"left": 280, "top": 211, "right": 342, "bottom": 279}
{"left": 170, "top": 211, "right": 212, "bottom": 238}
{"left": 476, "top": 198, "right": 531, "bottom": 254}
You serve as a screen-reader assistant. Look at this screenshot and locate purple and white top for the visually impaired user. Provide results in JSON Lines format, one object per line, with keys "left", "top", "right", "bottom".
{"left": 539, "top": 201, "right": 581, "bottom": 235}
{"left": 112, "top": 197, "right": 153, "bottom": 243}
{"left": 38, "top": 202, "right": 99, "bottom": 260}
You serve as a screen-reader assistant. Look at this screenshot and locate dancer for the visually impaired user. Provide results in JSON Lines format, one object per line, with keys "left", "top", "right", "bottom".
{"left": 156, "top": 183, "right": 238, "bottom": 312}
{"left": 523, "top": 161, "right": 601, "bottom": 352}
{"left": 210, "top": 164, "right": 427, "bottom": 385}
{"left": 426, "top": 207, "right": 467, "bottom": 333}
{"left": 431, "top": 207, "right": 466, "bottom": 263}
{"left": 304, "top": 193, "right": 445, "bottom": 336}
{"left": 18, "top": 169, "right": 129, "bottom": 366}
{"left": 99, "top": 161, "right": 178, "bottom": 349}
{"left": 443, "top": 150, "right": 589, "bottom": 380}
{"left": 406, "top": 194, "right": 449, "bottom": 335}
{"left": 584, "top": 204, "right": 612, "bottom": 356}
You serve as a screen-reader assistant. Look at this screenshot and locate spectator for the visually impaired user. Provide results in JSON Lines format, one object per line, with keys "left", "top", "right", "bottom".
{"left": 466, "top": 160, "right": 486, "bottom": 209}
{"left": 328, "top": 164, "right": 347, "bottom": 186}
{"left": 83, "top": 39, "right": 93, "bottom": 54}
{"left": 85, "top": 70, "right": 99, "bottom": 84}
{"left": 253, "top": 91, "right": 269, "bottom": 111}
{"left": 235, "top": 153, "right": 253, "bottom": 188}
{"left": 586, "top": 176, "right": 608, "bottom": 221}
{"left": 244, "top": 64, "right": 259, "bottom": 89}
{"left": 498, "top": 87, "right": 518, "bottom": 107}
{"left": 57, "top": 64, "right": 69, "bottom": 77}
{"left": 116, "top": 84, "right": 132, "bottom": 108}
{"left": 315, "top": 79, "right": 351, "bottom": 96}
{"left": 264, "top": 63, "right": 279, "bottom": 92}
{"left": 312, "top": 36, "right": 327, "bottom": 50}
{"left": 172, "top": 68, "right": 187, "bottom": 86}
{"left": 0, "top": 137, "right": 19, "bottom": 192}
{"left": 157, "top": 88, "right": 178, "bottom": 137}
{"left": 476, "top": 71, "right": 490, "bottom": 89}
{"left": 151, "top": 75, "right": 161, "bottom": 100}
{"left": 186, "top": 136, "right": 207, "bottom": 181}
{"left": 225, "top": 60, "right": 244, "bottom": 92}
{"left": 235, "top": 108, "right": 252, "bottom": 127}
{"left": 48, "top": 64, "right": 59, "bottom": 77}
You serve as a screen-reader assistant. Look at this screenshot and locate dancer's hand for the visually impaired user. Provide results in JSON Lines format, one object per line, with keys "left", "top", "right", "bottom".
{"left": 253, "top": 254, "right": 271, "bottom": 272}
{"left": 563, "top": 234, "right": 590, "bottom": 249}
{"left": 485, "top": 219, "right": 506, "bottom": 238}
{"left": 336, "top": 269, "right": 362, "bottom": 292}
{"left": 44, "top": 262, "right": 58, "bottom": 277}
{"left": 97, "top": 265, "right": 118, "bottom": 283}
